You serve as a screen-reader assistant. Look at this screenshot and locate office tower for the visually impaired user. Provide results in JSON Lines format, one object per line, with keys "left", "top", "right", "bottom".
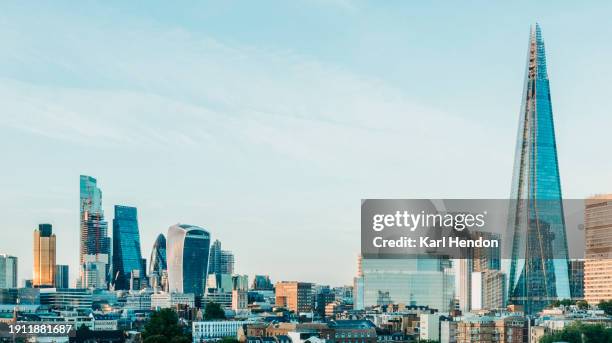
{"left": 471, "top": 270, "right": 506, "bottom": 310}
{"left": 205, "top": 273, "right": 233, "bottom": 308}
{"left": 55, "top": 265, "right": 69, "bottom": 289}
{"left": 208, "top": 240, "right": 235, "bottom": 275}
{"left": 569, "top": 259, "right": 584, "bottom": 301}
{"left": 167, "top": 224, "right": 211, "bottom": 296}
{"left": 456, "top": 258, "right": 472, "bottom": 313}
{"left": 357, "top": 256, "right": 454, "bottom": 312}
{"left": 130, "top": 270, "right": 143, "bottom": 291}
{"left": 149, "top": 233, "right": 167, "bottom": 290}
{"left": 0, "top": 255, "right": 18, "bottom": 289}
{"left": 79, "top": 176, "right": 110, "bottom": 289}
{"left": 33, "top": 224, "right": 56, "bottom": 287}
{"left": 314, "top": 285, "right": 336, "bottom": 317}
{"left": 506, "top": 24, "right": 571, "bottom": 314}
{"left": 251, "top": 275, "right": 273, "bottom": 290}
{"left": 275, "top": 281, "right": 313, "bottom": 313}
{"left": 353, "top": 255, "right": 364, "bottom": 310}
{"left": 82, "top": 254, "right": 108, "bottom": 289}
{"left": 584, "top": 195, "right": 612, "bottom": 304}
{"left": 471, "top": 231, "right": 501, "bottom": 272}
{"left": 111, "top": 205, "right": 146, "bottom": 290}
{"left": 232, "top": 274, "right": 248, "bottom": 291}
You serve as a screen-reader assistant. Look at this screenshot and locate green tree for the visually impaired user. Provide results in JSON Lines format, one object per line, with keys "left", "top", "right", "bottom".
{"left": 576, "top": 300, "right": 588, "bottom": 310}
{"left": 220, "top": 337, "right": 240, "bottom": 343}
{"left": 540, "top": 323, "right": 612, "bottom": 343}
{"left": 144, "top": 335, "right": 168, "bottom": 343}
{"left": 142, "top": 308, "right": 190, "bottom": 342}
{"left": 170, "top": 336, "right": 192, "bottom": 343}
{"left": 204, "top": 302, "right": 226, "bottom": 320}
{"left": 598, "top": 299, "right": 612, "bottom": 316}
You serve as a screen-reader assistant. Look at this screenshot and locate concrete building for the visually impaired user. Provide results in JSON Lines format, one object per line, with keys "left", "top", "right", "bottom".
{"left": 471, "top": 271, "right": 506, "bottom": 310}
{"left": 456, "top": 315, "right": 527, "bottom": 343}
{"left": 81, "top": 254, "right": 108, "bottom": 289}
{"left": 440, "top": 320, "right": 457, "bottom": 343}
{"left": 419, "top": 313, "right": 441, "bottom": 342}
{"left": 584, "top": 195, "right": 612, "bottom": 304}
{"left": 151, "top": 292, "right": 195, "bottom": 309}
{"left": 125, "top": 289, "right": 153, "bottom": 310}
{"left": 275, "top": 281, "right": 313, "bottom": 313}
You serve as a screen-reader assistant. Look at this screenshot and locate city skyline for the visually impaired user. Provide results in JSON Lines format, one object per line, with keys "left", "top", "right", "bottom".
{"left": 2, "top": 2, "right": 612, "bottom": 286}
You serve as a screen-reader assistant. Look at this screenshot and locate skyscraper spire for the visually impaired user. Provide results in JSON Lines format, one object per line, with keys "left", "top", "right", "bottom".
{"left": 507, "top": 24, "right": 571, "bottom": 314}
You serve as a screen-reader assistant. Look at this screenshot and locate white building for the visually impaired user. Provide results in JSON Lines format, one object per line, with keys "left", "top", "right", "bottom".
{"left": 125, "top": 290, "right": 152, "bottom": 310}
{"left": 82, "top": 254, "right": 109, "bottom": 289}
{"left": 93, "top": 319, "right": 119, "bottom": 331}
{"left": 192, "top": 320, "right": 253, "bottom": 342}
{"left": 419, "top": 313, "right": 441, "bottom": 342}
{"left": 440, "top": 320, "right": 457, "bottom": 343}
{"left": 151, "top": 292, "right": 195, "bottom": 309}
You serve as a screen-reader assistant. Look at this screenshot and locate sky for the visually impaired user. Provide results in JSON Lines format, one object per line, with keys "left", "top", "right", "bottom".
{"left": 1, "top": 1, "right": 612, "bottom": 287}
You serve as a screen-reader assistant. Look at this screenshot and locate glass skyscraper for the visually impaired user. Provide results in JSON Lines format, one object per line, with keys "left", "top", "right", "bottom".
{"left": 112, "top": 205, "right": 146, "bottom": 290}
{"left": 79, "top": 175, "right": 111, "bottom": 288}
{"left": 507, "top": 24, "right": 571, "bottom": 314}
{"left": 167, "top": 224, "right": 211, "bottom": 296}
{"left": 149, "top": 233, "right": 167, "bottom": 288}
{"left": 33, "top": 224, "right": 56, "bottom": 288}
{"left": 208, "top": 239, "right": 235, "bottom": 275}
{"left": 0, "top": 254, "right": 18, "bottom": 289}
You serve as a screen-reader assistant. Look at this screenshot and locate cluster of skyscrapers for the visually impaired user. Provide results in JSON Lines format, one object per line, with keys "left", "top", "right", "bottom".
{"left": 6, "top": 174, "right": 239, "bottom": 303}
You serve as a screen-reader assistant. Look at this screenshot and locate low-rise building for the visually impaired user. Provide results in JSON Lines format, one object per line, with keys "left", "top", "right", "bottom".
{"left": 193, "top": 320, "right": 255, "bottom": 342}
{"left": 151, "top": 292, "right": 194, "bottom": 309}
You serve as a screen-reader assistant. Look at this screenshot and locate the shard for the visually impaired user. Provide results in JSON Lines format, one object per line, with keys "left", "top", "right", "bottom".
{"left": 507, "top": 24, "right": 571, "bottom": 314}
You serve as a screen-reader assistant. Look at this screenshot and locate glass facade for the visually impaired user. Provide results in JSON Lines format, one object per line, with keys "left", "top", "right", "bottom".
{"left": 0, "top": 254, "right": 18, "bottom": 289}
{"left": 149, "top": 233, "right": 167, "bottom": 277}
{"left": 79, "top": 175, "right": 111, "bottom": 288}
{"left": 167, "top": 224, "right": 211, "bottom": 296}
{"left": 208, "top": 239, "right": 235, "bottom": 275}
{"left": 507, "top": 24, "right": 571, "bottom": 314}
{"left": 33, "top": 224, "right": 56, "bottom": 287}
{"left": 55, "top": 264, "right": 69, "bottom": 289}
{"left": 112, "top": 205, "right": 146, "bottom": 290}
{"left": 359, "top": 256, "right": 454, "bottom": 312}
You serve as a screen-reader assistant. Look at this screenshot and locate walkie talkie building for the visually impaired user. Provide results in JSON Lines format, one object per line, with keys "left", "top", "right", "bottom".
{"left": 167, "top": 224, "right": 211, "bottom": 296}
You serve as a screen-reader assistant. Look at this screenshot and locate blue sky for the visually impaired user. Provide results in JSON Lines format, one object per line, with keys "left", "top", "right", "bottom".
{"left": 1, "top": 1, "right": 611, "bottom": 286}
